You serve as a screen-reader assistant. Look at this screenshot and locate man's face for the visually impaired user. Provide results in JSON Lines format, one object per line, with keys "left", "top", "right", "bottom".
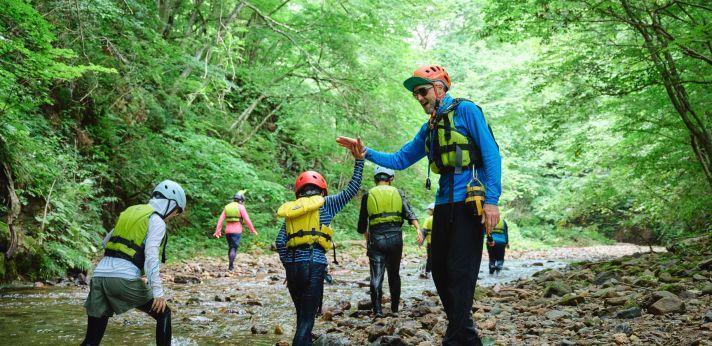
{"left": 412, "top": 83, "right": 444, "bottom": 114}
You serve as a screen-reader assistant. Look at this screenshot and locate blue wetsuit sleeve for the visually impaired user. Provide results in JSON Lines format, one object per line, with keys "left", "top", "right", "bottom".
{"left": 324, "top": 159, "right": 364, "bottom": 215}
{"left": 275, "top": 222, "right": 287, "bottom": 264}
{"left": 461, "top": 103, "right": 502, "bottom": 205}
{"left": 364, "top": 124, "right": 429, "bottom": 170}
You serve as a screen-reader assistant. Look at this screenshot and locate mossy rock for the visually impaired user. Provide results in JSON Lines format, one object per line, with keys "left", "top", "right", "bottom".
{"left": 659, "top": 283, "right": 685, "bottom": 294}
{"left": 0, "top": 254, "right": 5, "bottom": 278}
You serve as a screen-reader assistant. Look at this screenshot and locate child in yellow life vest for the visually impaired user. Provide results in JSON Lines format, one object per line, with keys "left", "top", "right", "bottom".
{"left": 420, "top": 202, "right": 435, "bottom": 279}
{"left": 275, "top": 147, "right": 364, "bottom": 346}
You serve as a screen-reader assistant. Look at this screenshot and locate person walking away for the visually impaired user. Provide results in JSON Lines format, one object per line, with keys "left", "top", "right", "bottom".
{"left": 357, "top": 166, "right": 421, "bottom": 317}
{"left": 214, "top": 190, "right": 258, "bottom": 271}
{"left": 81, "top": 180, "right": 186, "bottom": 346}
{"left": 486, "top": 219, "right": 509, "bottom": 276}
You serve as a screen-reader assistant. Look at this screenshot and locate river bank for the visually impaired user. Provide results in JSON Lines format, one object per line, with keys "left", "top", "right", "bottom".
{"left": 2, "top": 242, "right": 709, "bottom": 345}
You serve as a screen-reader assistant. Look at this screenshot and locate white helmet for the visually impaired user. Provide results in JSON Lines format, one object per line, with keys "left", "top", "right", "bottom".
{"left": 374, "top": 165, "right": 395, "bottom": 178}
{"left": 153, "top": 180, "right": 186, "bottom": 214}
{"left": 426, "top": 203, "right": 435, "bottom": 210}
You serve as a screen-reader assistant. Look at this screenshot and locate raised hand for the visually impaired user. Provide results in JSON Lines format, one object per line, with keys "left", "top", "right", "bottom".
{"left": 336, "top": 136, "right": 365, "bottom": 159}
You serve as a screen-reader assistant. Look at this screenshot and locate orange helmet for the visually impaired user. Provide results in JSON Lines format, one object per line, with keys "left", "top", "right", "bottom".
{"left": 294, "top": 171, "right": 328, "bottom": 197}
{"left": 403, "top": 65, "right": 451, "bottom": 92}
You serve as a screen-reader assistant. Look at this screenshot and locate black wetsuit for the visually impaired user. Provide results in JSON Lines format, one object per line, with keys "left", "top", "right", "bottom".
{"left": 357, "top": 188, "right": 417, "bottom": 315}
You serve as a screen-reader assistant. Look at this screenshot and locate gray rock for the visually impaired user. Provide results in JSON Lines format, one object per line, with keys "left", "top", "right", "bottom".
{"left": 358, "top": 299, "right": 373, "bottom": 311}
{"left": 188, "top": 316, "right": 212, "bottom": 324}
{"left": 251, "top": 324, "right": 268, "bottom": 334}
{"left": 658, "top": 272, "right": 677, "bottom": 283}
{"left": 678, "top": 290, "right": 698, "bottom": 300}
{"left": 649, "top": 296, "right": 685, "bottom": 315}
{"left": 593, "top": 271, "right": 618, "bottom": 285}
{"left": 699, "top": 258, "right": 712, "bottom": 270}
{"left": 701, "top": 283, "right": 712, "bottom": 296}
{"left": 174, "top": 275, "right": 201, "bottom": 284}
{"left": 559, "top": 294, "right": 585, "bottom": 306}
{"left": 544, "top": 281, "right": 572, "bottom": 297}
{"left": 314, "top": 334, "right": 352, "bottom": 346}
{"left": 371, "top": 335, "right": 406, "bottom": 346}
{"left": 545, "top": 310, "right": 569, "bottom": 320}
{"left": 614, "top": 323, "right": 633, "bottom": 336}
{"left": 615, "top": 307, "right": 642, "bottom": 319}
{"left": 704, "top": 311, "right": 712, "bottom": 323}
{"left": 366, "top": 323, "right": 389, "bottom": 342}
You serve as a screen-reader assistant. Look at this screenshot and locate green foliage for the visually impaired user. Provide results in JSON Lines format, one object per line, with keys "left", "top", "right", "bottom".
{"left": 2, "top": 0, "right": 709, "bottom": 281}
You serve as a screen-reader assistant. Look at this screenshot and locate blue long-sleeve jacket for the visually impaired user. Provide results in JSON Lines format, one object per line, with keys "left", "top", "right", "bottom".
{"left": 365, "top": 94, "right": 501, "bottom": 205}
{"left": 275, "top": 159, "right": 364, "bottom": 265}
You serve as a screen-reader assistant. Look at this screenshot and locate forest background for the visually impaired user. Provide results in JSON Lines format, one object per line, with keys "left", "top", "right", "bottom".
{"left": 0, "top": 0, "right": 709, "bottom": 280}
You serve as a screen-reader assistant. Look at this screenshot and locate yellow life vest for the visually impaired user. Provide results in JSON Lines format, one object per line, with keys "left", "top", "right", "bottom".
{"left": 277, "top": 195, "right": 333, "bottom": 251}
{"left": 492, "top": 219, "right": 505, "bottom": 234}
{"left": 224, "top": 202, "right": 242, "bottom": 222}
{"left": 422, "top": 215, "right": 433, "bottom": 244}
{"left": 366, "top": 185, "right": 403, "bottom": 227}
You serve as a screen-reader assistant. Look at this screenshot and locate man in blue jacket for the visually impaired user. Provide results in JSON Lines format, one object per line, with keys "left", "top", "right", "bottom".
{"left": 337, "top": 65, "right": 501, "bottom": 345}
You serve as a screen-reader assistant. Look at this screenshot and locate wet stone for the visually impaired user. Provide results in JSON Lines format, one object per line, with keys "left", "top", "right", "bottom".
{"left": 544, "top": 281, "right": 572, "bottom": 297}
{"left": 251, "top": 324, "right": 268, "bottom": 334}
{"left": 371, "top": 335, "right": 406, "bottom": 346}
{"left": 358, "top": 299, "right": 373, "bottom": 311}
{"left": 314, "top": 334, "right": 351, "bottom": 346}
{"left": 614, "top": 323, "right": 633, "bottom": 336}
{"left": 615, "top": 307, "right": 642, "bottom": 319}
{"left": 593, "top": 271, "right": 618, "bottom": 285}
{"left": 173, "top": 275, "right": 201, "bottom": 284}
{"left": 703, "top": 311, "right": 712, "bottom": 323}
{"left": 648, "top": 296, "right": 685, "bottom": 315}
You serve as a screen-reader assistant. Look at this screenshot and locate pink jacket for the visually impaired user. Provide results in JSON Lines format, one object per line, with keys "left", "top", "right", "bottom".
{"left": 214, "top": 203, "right": 257, "bottom": 237}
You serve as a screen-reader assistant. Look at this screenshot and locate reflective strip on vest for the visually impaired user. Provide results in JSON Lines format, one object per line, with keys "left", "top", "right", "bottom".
{"left": 366, "top": 185, "right": 403, "bottom": 227}
{"left": 224, "top": 202, "right": 242, "bottom": 222}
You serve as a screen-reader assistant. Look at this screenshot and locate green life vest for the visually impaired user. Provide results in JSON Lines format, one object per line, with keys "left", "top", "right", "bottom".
{"left": 104, "top": 204, "right": 167, "bottom": 270}
{"left": 366, "top": 185, "right": 403, "bottom": 227}
{"left": 224, "top": 202, "right": 242, "bottom": 222}
{"left": 425, "top": 99, "right": 496, "bottom": 175}
{"left": 422, "top": 215, "right": 433, "bottom": 244}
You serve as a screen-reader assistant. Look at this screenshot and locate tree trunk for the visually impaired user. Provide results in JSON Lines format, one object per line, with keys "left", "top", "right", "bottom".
{"left": 620, "top": 0, "right": 712, "bottom": 187}
{"left": 0, "top": 160, "right": 20, "bottom": 258}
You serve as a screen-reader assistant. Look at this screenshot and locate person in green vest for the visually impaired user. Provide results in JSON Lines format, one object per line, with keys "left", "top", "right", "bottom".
{"left": 357, "top": 166, "right": 421, "bottom": 317}
{"left": 213, "top": 190, "right": 258, "bottom": 272}
{"left": 485, "top": 219, "right": 509, "bottom": 276}
{"left": 419, "top": 202, "right": 435, "bottom": 279}
{"left": 81, "top": 180, "right": 186, "bottom": 346}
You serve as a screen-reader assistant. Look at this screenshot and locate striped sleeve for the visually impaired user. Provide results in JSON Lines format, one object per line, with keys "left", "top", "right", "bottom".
{"left": 324, "top": 159, "right": 364, "bottom": 215}
{"left": 275, "top": 222, "right": 288, "bottom": 263}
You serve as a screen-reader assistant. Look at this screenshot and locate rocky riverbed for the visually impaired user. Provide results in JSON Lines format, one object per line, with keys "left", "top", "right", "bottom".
{"left": 1, "top": 241, "right": 709, "bottom": 345}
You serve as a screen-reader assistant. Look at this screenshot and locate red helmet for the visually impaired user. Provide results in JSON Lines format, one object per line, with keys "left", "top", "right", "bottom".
{"left": 294, "top": 171, "right": 328, "bottom": 197}
{"left": 403, "top": 65, "right": 452, "bottom": 92}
